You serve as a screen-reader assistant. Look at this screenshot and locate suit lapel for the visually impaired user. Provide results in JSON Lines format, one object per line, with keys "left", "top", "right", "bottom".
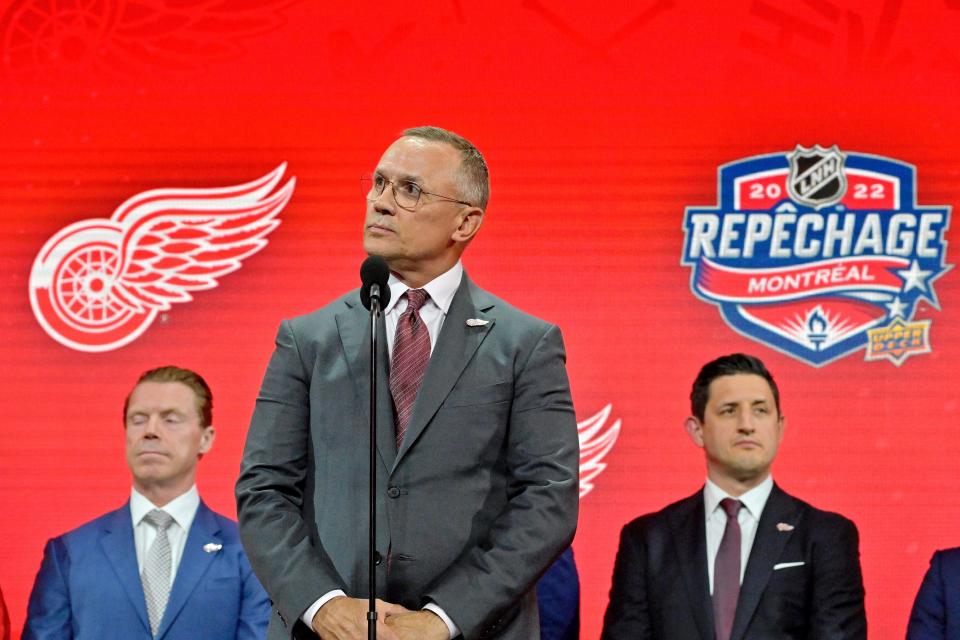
{"left": 337, "top": 295, "right": 397, "bottom": 472}
{"left": 392, "top": 274, "right": 494, "bottom": 470}
{"left": 99, "top": 504, "right": 151, "bottom": 635}
{"left": 729, "top": 484, "right": 801, "bottom": 640}
{"left": 156, "top": 502, "right": 221, "bottom": 640}
{"left": 667, "top": 491, "right": 714, "bottom": 640}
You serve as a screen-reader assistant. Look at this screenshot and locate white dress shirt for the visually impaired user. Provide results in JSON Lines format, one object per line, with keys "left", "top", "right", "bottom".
{"left": 130, "top": 485, "right": 201, "bottom": 588}
{"left": 383, "top": 260, "right": 462, "bottom": 359}
{"left": 704, "top": 475, "right": 774, "bottom": 594}
{"left": 302, "top": 262, "right": 464, "bottom": 637}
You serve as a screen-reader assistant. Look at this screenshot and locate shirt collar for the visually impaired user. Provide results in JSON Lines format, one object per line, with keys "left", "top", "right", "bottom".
{"left": 384, "top": 261, "right": 463, "bottom": 315}
{"left": 703, "top": 475, "right": 774, "bottom": 521}
{"left": 130, "top": 484, "right": 200, "bottom": 531}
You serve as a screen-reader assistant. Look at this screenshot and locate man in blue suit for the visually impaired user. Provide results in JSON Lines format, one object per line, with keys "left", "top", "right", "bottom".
{"left": 907, "top": 547, "right": 960, "bottom": 639}
{"left": 24, "top": 365, "right": 270, "bottom": 640}
{"left": 536, "top": 547, "right": 580, "bottom": 640}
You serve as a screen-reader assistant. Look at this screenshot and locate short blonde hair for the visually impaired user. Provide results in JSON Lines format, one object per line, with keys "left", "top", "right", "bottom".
{"left": 123, "top": 365, "right": 213, "bottom": 427}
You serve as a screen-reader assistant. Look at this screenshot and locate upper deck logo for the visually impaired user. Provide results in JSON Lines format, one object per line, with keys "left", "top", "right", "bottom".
{"left": 29, "top": 164, "right": 295, "bottom": 352}
{"left": 681, "top": 146, "right": 951, "bottom": 367}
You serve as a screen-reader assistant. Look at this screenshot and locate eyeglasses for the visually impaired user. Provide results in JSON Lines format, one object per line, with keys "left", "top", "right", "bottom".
{"left": 361, "top": 174, "right": 472, "bottom": 211}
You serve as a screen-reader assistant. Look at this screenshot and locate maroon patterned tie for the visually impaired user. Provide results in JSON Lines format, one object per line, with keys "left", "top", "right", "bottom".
{"left": 389, "top": 289, "right": 431, "bottom": 447}
{"left": 713, "top": 498, "right": 743, "bottom": 640}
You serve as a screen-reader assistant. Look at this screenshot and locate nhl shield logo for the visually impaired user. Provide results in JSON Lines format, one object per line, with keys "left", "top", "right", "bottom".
{"left": 786, "top": 144, "right": 847, "bottom": 208}
{"left": 681, "top": 147, "right": 951, "bottom": 367}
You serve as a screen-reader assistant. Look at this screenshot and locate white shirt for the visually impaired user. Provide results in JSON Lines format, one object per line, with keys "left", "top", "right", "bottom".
{"left": 704, "top": 475, "right": 774, "bottom": 593}
{"left": 384, "top": 260, "right": 462, "bottom": 358}
{"left": 130, "top": 485, "right": 201, "bottom": 588}
{"left": 302, "top": 262, "right": 464, "bottom": 637}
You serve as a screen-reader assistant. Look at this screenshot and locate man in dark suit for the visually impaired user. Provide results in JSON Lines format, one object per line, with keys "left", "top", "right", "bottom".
{"left": 236, "top": 126, "right": 579, "bottom": 640}
{"left": 907, "top": 547, "right": 960, "bottom": 639}
{"left": 24, "top": 366, "right": 270, "bottom": 640}
{"left": 601, "top": 353, "right": 866, "bottom": 640}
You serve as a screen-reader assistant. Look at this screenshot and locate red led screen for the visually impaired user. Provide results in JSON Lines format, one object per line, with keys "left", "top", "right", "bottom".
{"left": 2, "top": 1, "right": 959, "bottom": 637}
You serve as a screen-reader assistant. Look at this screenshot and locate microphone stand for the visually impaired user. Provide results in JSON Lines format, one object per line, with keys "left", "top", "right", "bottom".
{"left": 367, "top": 283, "right": 382, "bottom": 640}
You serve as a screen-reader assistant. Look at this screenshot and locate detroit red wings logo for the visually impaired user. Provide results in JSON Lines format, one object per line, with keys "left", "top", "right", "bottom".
{"left": 578, "top": 404, "right": 621, "bottom": 498}
{"left": 1, "top": 1, "right": 297, "bottom": 82}
{"left": 29, "top": 164, "right": 295, "bottom": 352}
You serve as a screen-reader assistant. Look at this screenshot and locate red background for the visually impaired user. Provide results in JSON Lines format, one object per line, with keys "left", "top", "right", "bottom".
{"left": 2, "top": 1, "right": 960, "bottom": 637}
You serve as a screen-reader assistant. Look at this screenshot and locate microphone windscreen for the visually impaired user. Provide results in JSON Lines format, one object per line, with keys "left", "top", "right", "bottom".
{"left": 360, "top": 255, "right": 391, "bottom": 310}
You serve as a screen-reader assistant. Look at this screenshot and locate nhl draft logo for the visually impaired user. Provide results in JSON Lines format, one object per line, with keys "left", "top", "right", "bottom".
{"left": 30, "top": 164, "right": 295, "bottom": 352}
{"left": 681, "top": 146, "right": 951, "bottom": 367}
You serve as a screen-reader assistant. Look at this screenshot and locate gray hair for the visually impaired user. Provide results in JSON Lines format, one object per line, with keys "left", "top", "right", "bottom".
{"left": 402, "top": 125, "right": 489, "bottom": 210}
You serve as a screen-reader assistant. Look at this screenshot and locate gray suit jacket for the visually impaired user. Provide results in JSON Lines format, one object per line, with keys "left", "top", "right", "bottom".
{"left": 236, "top": 273, "right": 579, "bottom": 640}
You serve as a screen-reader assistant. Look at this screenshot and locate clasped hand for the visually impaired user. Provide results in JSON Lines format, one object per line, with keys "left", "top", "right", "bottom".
{"left": 312, "top": 596, "right": 449, "bottom": 640}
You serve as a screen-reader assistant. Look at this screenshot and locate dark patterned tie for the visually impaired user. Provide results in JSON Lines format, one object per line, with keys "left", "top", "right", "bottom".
{"left": 389, "top": 289, "right": 431, "bottom": 447}
{"left": 141, "top": 509, "right": 174, "bottom": 637}
{"left": 713, "top": 498, "right": 743, "bottom": 640}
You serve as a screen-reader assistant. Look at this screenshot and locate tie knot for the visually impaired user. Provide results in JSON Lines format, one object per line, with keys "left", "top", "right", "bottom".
{"left": 144, "top": 509, "right": 174, "bottom": 531}
{"left": 404, "top": 288, "right": 429, "bottom": 312}
{"left": 720, "top": 498, "right": 742, "bottom": 519}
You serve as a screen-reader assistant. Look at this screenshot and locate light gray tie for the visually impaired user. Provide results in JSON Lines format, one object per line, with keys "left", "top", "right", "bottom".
{"left": 141, "top": 509, "right": 174, "bottom": 636}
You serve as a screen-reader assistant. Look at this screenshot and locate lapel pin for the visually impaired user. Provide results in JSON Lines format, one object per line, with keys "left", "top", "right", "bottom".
{"left": 466, "top": 318, "right": 489, "bottom": 327}
{"left": 776, "top": 522, "right": 795, "bottom": 532}
{"left": 203, "top": 542, "right": 223, "bottom": 553}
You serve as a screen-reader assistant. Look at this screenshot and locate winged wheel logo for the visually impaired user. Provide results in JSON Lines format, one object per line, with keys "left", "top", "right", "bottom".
{"left": 29, "top": 164, "right": 295, "bottom": 352}
{"left": 577, "top": 404, "right": 621, "bottom": 498}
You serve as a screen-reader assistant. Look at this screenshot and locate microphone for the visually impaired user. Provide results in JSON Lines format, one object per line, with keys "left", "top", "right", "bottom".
{"left": 360, "top": 255, "right": 391, "bottom": 311}
{"left": 359, "top": 256, "right": 390, "bottom": 632}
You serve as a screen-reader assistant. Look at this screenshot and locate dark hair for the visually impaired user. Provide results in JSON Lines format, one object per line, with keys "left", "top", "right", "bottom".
{"left": 689, "top": 353, "right": 780, "bottom": 421}
{"left": 123, "top": 365, "right": 213, "bottom": 427}
{"left": 401, "top": 125, "right": 489, "bottom": 209}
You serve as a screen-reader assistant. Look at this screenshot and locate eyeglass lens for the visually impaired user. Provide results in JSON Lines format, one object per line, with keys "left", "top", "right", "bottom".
{"left": 361, "top": 176, "right": 421, "bottom": 210}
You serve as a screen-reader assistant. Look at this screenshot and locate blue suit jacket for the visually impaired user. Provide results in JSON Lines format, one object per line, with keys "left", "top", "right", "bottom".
{"left": 907, "top": 547, "right": 960, "bottom": 639}
{"left": 24, "top": 500, "right": 270, "bottom": 640}
{"left": 536, "top": 547, "right": 579, "bottom": 640}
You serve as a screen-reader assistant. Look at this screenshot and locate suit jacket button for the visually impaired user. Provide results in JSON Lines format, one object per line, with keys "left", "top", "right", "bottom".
{"left": 374, "top": 551, "right": 382, "bottom": 565}
{"left": 387, "top": 487, "right": 400, "bottom": 498}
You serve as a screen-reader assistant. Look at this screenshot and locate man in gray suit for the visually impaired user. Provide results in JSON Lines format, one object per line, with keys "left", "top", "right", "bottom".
{"left": 236, "top": 126, "right": 579, "bottom": 640}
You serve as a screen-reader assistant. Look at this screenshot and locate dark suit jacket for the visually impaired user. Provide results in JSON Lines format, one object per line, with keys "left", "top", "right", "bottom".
{"left": 23, "top": 500, "right": 270, "bottom": 640}
{"left": 601, "top": 484, "right": 866, "bottom": 640}
{"left": 907, "top": 547, "right": 960, "bottom": 639}
{"left": 236, "top": 274, "right": 579, "bottom": 640}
